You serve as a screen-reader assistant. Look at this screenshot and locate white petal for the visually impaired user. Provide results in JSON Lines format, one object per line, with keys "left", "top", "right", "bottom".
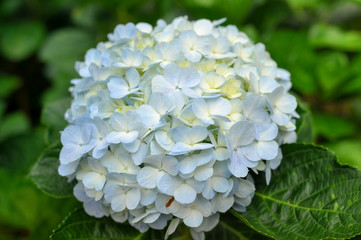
{"left": 215, "top": 148, "right": 229, "bottom": 161}
{"left": 189, "top": 125, "right": 208, "bottom": 143}
{"left": 208, "top": 97, "right": 231, "bottom": 116}
{"left": 241, "top": 143, "right": 260, "bottom": 161}
{"left": 212, "top": 177, "right": 231, "bottom": 193}
{"left": 148, "top": 93, "right": 174, "bottom": 115}
{"left": 271, "top": 108, "right": 290, "bottom": 126}
{"left": 192, "top": 98, "right": 210, "bottom": 124}
{"left": 125, "top": 68, "right": 140, "bottom": 88}
{"left": 202, "top": 181, "right": 216, "bottom": 199}
{"left": 106, "top": 131, "right": 138, "bottom": 144}
{"left": 170, "top": 142, "right": 192, "bottom": 155}
{"left": 179, "top": 157, "right": 198, "bottom": 174}
{"left": 228, "top": 152, "right": 249, "bottom": 177}
{"left": 112, "top": 195, "right": 126, "bottom": 212}
{"left": 178, "top": 67, "right": 200, "bottom": 88}
{"left": 256, "top": 141, "right": 279, "bottom": 160}
{"left": 185, "top": 50, "right": 202, "bottom": 62}
{"left": 194, "top": 19, "right": 213, "bottom": 36}
{"left": 256, "top": 122, "right": 278, "bottom": 141}
{"left": 137, "top": 167, "right": 161, "bottom": 189}
{"left": 277, "top": 94, "right": 297, "bottom": 113}
{"left": 136, "top": 105, "right": 160, "bottom": 127}
{"left": 191, "top": 143, "right": 214, "bottom": 151}
{"left": 161, "top": 156, "right": 179, "bottom": 176}
{"left": 131, "top": 142, "right": 148, "bottom": 165}
{"left": 194, "top": 167, "right": 213, "bottom": 181}
{"left": 140, "top": 189, "right": 158, "bottom": 206}
{"left": 152, "top": 75, "right": 174, "bottom": 94}
{"left": 58, "top": 160, "right": 79, "bottom": 176}
{"left": 228, "top": 120, "right": 256, "bottom": 147}
{"left": 126, "top": 188, "right": 140, "bottom": 210}
{"left": 61, "top": 125, "right": 82, "bottom": 145}
{"left": 184, "top": 210, "right": 203, "bottom": 227}
{"left": 157, "top": 174, "right": 181, "bottom": 195}
{"left": 155, "top": 131, "right": 174, "bottom": 151}
{"left": 60, "top": 145, "right": 82, "bottom": 164}
{"left": 165, "top": 218, "right": 180, "bottom": 240}
{"left": 174, "top": 184, "right": 196, "bottom": 204}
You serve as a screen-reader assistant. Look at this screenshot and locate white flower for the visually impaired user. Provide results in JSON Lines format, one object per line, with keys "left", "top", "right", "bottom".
{"left": 60, "top": 17, "right": 298, "bottom": 240}
{"left": 113, "top": 48, "right": 144, "bottom": 68}
{"left": 170, "top": 126, "right": 213, "bottom": 155}
{"left": 267, "top": 86, "right": 297, "bottom": 126}
{"left": 192, "top": 97, "right": 231, "bottom": 125}
{"left": 107, "top": 68, "right": 140, "bottom": 99}
{"left": 137, "top": 154, "right": 179, "bottom": 189}
{"left": 108, "top": 22, "right": 137, "bottom": 42}
{"left": 60, "top": 123, "right": 97, "bottom": 164}
{"left": 106, "top": 111, "right": 145, "bottom": 144}
{"left": 226, "top": 120, "right": 256, "bottom": 177}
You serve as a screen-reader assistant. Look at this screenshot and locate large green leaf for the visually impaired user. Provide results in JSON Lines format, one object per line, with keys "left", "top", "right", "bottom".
{"left": 41, "top": 98, "right": 70, "bottom": 131}
{"left": 328, "top": 140, "right": 361, "bottom": 171}
{"left": 0, "top": 74, "right": 21, "bottom": 98}
{"left": 309, "top": 24, "right": 361, "bottom": 52}
{"left": 0, "top": 168, "right": 77, "bottom": 240}
{"left": 316, "top": 51, "right": 350, "bottom": 97}
{"left": 29, "top": 145, "right": 75, "bottom": 198}
{"left": 295, "top": 99, "right": 313, "bottom": 143}
{"left": 39, "top": 28, "right": 94, "bottom": 79}
{"left": 0, "top": 21, "right": 46, "bottom": 61}
{"left": 236, "top": 143, "right": 361, "bottom": 240}
{"left": 266, "top": 30, "right": 318, "bottom": 95}
{"left": 0, "top": 111, "right": 30, "bottom": 142}
{"left": 313, "top": 113, "right": 356, "bottom": 140}
{"left": 50, "top": 208, "right": 165, "bottom": 240}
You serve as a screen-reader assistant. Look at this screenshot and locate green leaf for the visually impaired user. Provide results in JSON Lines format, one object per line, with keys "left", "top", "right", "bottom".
{"left": 0, "top": 74, "right": 21, "bottom": 98}
{"left": 266, "top": 30, "right": 318, "bottom": 94}
{"left": 0, "top": 111, "right": 30, "bottom": 142}
{"left": 316, "top": 51, "right": 349, "bottom": 96}
{"left": 208, "top": 213, "right": 271, "bottom": 240}
{"left": 39, "top": 28, "right": 94, "bottom": 79}
{"left": 236, "top": 144, "right": 361, "bottom": 240}
{"left": 328, "top": 140, "right": 361, "bottom": 171}
{"left": 309, "top": 24, "right": 361, "bottom": 52}
{"left": 29, "top": 145, "right": 75, "bottom": 198}
{"left": 313, "top": 113, "right": 356, "bottom": 140}
{"left": 0, "top": 21, "right": 46, "bottom": 61}
{"left": 50, "top": 208, "right": 165, "bottom": 240}
{"left": 0, "top": 168, "right": 78, "bottom": 239}
{"left": 41, "top": 98, "right": 70, "bottom": 131}
{"left": 296, "top": 99, "right": 313, "bottom": 143}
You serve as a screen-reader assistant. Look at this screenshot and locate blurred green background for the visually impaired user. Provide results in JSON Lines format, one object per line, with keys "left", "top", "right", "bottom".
{"left": 1, "top": 0, "right": 361, "bottom": 239}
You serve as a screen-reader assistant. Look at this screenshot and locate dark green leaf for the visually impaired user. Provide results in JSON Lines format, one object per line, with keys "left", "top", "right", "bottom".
{"left": 328, "top": 140, "right": 361, "bottom": 171}
{"left": 266, "top": 30, "right": 318, "bottom": 94}
{"left": 41, "top": 98, "right": 70, "bottom": 131}
{"left": 0, "top": 111, "right": 30, "bottom": 142}
{"left": 50, "top": 208, "right": 165, "bottom": 240}
{"left": 39, "top": 28, "right": 94, "bottom": 79}
{"left": 0, "top": 21, "right": 46, "bottom": 61}
{"left": 316, "top": 51, "right": 349, "bottom": 96}
{"left": 237, "top": 143, "right": 361, "bottom": 240}
{"left": 0, "top": 74, "right": 21, "bottom": 98}
{"left": 29, "top": 145, "right": 75, "bottom": 198}
{"left": 296, "top": 99, "right": 313, "bottom": 143}
{"left": 309, "top": 24, "right": 361, "bottom": 52}
{"left": 313, "top": 113, "right": 356, "bottom": 140}
{"left": 207, "top": 213, "right": 271, "bottom": 240}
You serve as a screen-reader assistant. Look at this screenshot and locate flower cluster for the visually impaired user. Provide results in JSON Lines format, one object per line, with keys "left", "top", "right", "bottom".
{"left": 59, "top": 16, "right": 298, "bottom": 239}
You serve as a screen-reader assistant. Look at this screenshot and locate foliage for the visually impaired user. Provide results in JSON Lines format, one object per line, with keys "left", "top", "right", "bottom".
{"left": 1, "top": 0, "right": 361, "bottom": 239}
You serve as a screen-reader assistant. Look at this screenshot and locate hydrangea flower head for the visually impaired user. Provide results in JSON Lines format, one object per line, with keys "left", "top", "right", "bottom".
{"left": 59, "top": 16, "right": 298, "bottom": 239}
